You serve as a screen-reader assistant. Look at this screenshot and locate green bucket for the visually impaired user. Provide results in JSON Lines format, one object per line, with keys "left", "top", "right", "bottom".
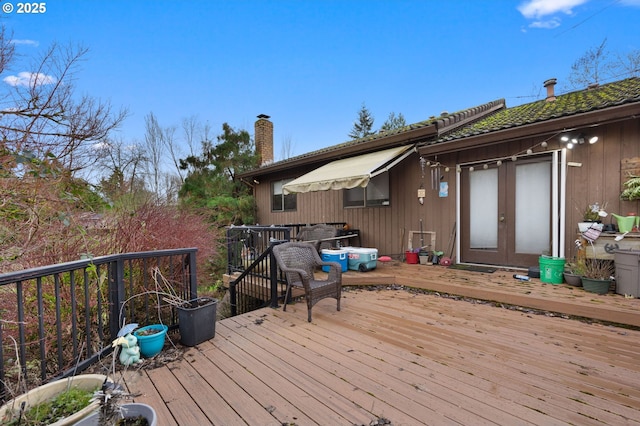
{"left": 539, "top": 256, "right": 565, "bottom": 284}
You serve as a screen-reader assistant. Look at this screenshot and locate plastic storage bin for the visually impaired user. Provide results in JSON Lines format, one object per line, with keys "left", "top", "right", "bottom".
{"left": 615, "top": 250, "right": 640, "bottom": 297}
{"left": 346, "top": 247, "right": 378, "bottom": 271}
{"left": 177, "top": 297, "right": 218, "bottom": 346}
{"left": 321, "top": 249, "right": 348, "bottom": 272}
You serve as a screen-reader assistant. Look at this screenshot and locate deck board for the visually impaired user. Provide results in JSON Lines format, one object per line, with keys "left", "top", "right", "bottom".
{"left": 124, "top": 265, "right": 640, "bottom": 425}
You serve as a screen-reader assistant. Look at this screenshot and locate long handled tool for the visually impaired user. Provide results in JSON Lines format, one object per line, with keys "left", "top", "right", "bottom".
{"left": 447, "top": 222, "right": 456, "bottom": 259}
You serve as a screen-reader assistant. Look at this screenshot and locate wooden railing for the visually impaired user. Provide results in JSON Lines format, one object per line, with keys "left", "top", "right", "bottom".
{"left": 0, "top": 248, "right": 197, "bottom": 402}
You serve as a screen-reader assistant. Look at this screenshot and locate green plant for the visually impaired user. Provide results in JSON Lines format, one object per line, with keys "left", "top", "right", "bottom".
{"left": 582, "top": 203, "right": 602, "bottom": 221}
{"left": 582, "top": 259, "right": 615, "bottom": 280}
{"left": 5, "top": 387, "right": 95, "bottom": 426}
{"left": 620, "top": 175, "right": 640, "bottom": 201}
{"left": 565, "top": 258, "right": 587, "bottom": 275}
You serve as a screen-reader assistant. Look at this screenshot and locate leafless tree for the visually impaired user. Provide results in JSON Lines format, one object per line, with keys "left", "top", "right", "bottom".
{"left": 279, "top": 134, "right": 295, "bottom": 161}
{"left": 181, "top": 115, "right": 201, "bottom": 159}
{"left": 568, "top": 39, "right": 612, "bottom": 89}
{"left": 0, "top": 36, "right": 127, "bottom": 173}
{"left": 613, "top": 49, "right": 640, "bottom": 79}
{"left": 95, "top": 137, "right": 148, "bottom": 200}
{"left": 567, "top": 39, "right": 639, "bottom": 90}
{"left": 143, "top": 112, "right": 165, "bottom": 198}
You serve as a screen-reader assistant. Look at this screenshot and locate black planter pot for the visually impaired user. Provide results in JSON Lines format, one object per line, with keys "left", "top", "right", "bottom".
{"left": 582, "top": 277, "right": 612, "bottom": 295}
{"left": 563, "top": 272, "right": 582, "bottom": 287}
{"left": 177, "top": 297, "right": 218, "bottom": 346}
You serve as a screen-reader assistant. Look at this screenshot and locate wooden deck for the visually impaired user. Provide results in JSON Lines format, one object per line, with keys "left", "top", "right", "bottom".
{"left": 123, "top": 263, "right": 640, "bottom": 425}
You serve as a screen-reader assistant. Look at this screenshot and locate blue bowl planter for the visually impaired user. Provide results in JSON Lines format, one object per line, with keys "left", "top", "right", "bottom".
{"left": 134, "top": 324, "right": 168, "bottom": 358}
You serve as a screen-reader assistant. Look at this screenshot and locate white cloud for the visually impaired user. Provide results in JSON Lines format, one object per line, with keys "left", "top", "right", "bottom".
{"left": 10, "top": 39, "right": 39, "bottom": 47}
{"left": 3, "top": 71, "right": 56, "bottom": 87}
{"left": 528, "top": 17, "right": 562, "bottom": 28}
{"left": 517, "top": 0, "right": 588, "bottom": 19}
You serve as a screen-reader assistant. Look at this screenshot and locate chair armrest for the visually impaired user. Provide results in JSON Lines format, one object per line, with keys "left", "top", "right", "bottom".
{"left": 318, "top": 261, "right": 342, "bottom": 281}
{"left": 278, "top": 266, "right": 310, "bottom": 284}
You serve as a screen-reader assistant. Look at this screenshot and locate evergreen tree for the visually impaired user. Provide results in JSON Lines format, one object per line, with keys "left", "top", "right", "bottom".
{"left": 179, "top": 123, "right": 258, "bottom": 225}
{"left": 348, "top": 103, "right": 375, "bottom": 139}
{"left": 380, "top": 112, "right": 407, "bottom": 131}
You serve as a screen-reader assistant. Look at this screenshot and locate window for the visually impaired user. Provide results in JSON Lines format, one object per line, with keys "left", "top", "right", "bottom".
{"left": 272, "top": 179, "right": 297, "bottom": 212}
{"left": 344, "top": 172, "right": 390, "bottom": 207}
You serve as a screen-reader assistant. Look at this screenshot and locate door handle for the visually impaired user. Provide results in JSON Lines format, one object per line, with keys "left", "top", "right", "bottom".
{"left": 499, "top": 213, "right": 505, "bottom": 222}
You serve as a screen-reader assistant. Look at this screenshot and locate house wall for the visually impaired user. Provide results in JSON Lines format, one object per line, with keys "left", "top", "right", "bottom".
{"left": 253, "top": 117, "right": 640, "bottom": 264}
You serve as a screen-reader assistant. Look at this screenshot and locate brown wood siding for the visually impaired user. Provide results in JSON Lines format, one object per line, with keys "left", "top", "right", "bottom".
{"left": 251, "top": 117, "right": 640, "bottom": 265}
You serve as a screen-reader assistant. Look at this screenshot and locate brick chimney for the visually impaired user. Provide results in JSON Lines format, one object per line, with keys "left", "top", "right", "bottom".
{"left": 543, "top": 78, "right": 557, "bottom": 102}
{"left": 255, "top": 114, "right": 273, "bottom": 166}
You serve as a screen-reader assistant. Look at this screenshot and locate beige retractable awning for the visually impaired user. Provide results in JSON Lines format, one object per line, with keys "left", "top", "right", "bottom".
{"left": 283, "top": 145, "right": 414, "bottom": 194}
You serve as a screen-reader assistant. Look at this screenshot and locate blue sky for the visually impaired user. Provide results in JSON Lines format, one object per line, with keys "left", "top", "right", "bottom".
{"left": 3, "top": 0, "right": 640, "bottom": 160}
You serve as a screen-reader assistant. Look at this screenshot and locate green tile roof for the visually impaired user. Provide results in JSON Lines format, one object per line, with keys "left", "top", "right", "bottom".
{"left": 436, "top": 77, "right": 640, "bottom": 142}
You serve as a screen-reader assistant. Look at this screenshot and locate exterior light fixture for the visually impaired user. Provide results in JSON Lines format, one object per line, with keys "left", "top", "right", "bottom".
{"left": 589, "top": 136, "right": 599, "bottom": 144}
{"left": 496, "top": 160, "right": 502, "bottom": 166}
{"left": 469, "top": 166, "right": 474, "bottom": 172}
{"left": 541, "top": 141, "right": 548, "bottom": 148}
{"left": 526, "top": 148, "right": 533, "bottom": 155}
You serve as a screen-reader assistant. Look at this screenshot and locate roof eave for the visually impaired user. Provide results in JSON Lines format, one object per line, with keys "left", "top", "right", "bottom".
{"left": 418, "top": 102, "right": 640, "bottom": 156}
{"left": 241, "top": 123, "right": 437, "bottom": 178}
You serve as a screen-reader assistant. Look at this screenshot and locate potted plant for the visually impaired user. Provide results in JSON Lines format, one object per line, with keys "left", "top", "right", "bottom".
{"left": 564, "top": 258, "right": 586, "bottom": 286}
{"left": 75, "top": 324, "right": 158, "bottom": 425}
{"left": 0, "top": 374, "right": 109, "bottom": 426}
{"left": 149, "top": 267, "right": 218, "bottom": 347}
{"left": 133, "top": 324, "right": 168, "bottom": 358}
{"left": 177, "top": 297, "right": 218, "bottom": 347}
{"left": 72, "top": 402, "right": 157, "bottom": 426}
{"left": 581, "top": 259, "right": 615, "bottom": 294}
{"left": 577, "top": 202, "right": 607, "bottom": 232}
{"left": 620, "top": 175, "right": 640, "bottom": 201}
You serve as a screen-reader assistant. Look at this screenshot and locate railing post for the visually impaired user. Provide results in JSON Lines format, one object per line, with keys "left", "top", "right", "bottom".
{"left": 109, "top": 258, "right": 125, "bottom": 340}
{"left": 230, "top": 279, "right": 237, "bottom": 317}
{"left": 188, "top": 249, "right": 198, "bottom": 300}
{"left": 269, "top": 244, "right": 279, "bottom": 308}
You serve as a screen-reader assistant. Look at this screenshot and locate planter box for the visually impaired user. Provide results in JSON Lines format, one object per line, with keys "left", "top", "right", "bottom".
{"left": 0, "top": 374, "right": 108, "bottom": 426}
{"left": 615, "top": 250, "right": 640, "bottom": 297}
{"left": 178, "top": 298, "right": 218, "bottom": 346}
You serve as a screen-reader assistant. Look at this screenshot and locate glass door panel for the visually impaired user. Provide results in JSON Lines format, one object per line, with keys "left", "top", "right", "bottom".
{"left": 469, "top": 169, "right": 498, "bottom": 250}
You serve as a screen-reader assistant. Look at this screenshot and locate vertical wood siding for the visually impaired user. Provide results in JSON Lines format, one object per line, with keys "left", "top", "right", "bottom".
{"left": 252, "top": 118, "right": 640, "bottom": 264}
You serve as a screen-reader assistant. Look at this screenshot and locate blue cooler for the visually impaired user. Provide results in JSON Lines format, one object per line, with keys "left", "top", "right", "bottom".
{"left": 321, "top": 249, "right": 348, "bottom": 272}
{"left": 346, "top": 247, "right": 378, "bottom": 272}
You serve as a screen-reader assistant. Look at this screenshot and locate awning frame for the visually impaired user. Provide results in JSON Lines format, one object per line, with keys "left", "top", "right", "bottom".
{"left": 283, "top": 145, "right": 415, "bottom": 194}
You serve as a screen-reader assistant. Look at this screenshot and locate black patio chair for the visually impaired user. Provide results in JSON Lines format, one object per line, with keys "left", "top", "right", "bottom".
{"left": 272, "top": 241, "right": 342, "bottom": 322}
